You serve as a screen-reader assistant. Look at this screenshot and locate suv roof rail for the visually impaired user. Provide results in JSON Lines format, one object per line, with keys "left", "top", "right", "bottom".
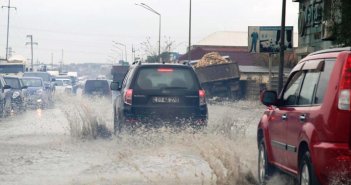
{"left": 132, "top": 60, "right": 142, "bottom": 65}
{"left": 308, "top": 47, "right": 351, "bottom": 56}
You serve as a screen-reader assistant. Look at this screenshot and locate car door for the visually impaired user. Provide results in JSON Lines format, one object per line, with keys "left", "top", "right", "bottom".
{"left": 268, "top": 70, "right": 305, "bottom": 167}
{"left": 285, "top": 59, "right": 336, "bottom": 172}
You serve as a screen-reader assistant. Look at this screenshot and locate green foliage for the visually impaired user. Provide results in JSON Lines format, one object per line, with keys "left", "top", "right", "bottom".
{"left": 333, "top": 0, "right": 351, "bottom": 46}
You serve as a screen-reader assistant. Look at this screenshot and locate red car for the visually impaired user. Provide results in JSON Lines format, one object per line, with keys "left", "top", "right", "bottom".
{"left": 258, "top": 47, "right": 351, "bottom": 185}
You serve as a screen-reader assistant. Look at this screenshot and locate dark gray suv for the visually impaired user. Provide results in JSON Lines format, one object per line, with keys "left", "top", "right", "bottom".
{"left": 111, "top": 63, "right": 208, "bottom": 134}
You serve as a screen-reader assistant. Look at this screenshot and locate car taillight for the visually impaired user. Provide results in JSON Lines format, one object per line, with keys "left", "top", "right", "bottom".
{"left": 124, "top": 89, "right": 133, "bottom": 105}
{"left": 199, "top": 90, "right": 206, "bottom": 106}
{"left": 338, "top": 54, "right": 351, "bottom": 111}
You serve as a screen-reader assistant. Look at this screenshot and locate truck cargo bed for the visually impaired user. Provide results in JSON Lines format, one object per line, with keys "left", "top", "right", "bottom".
{"left": 195, "top": 62, "right": 240, "bottom": 84}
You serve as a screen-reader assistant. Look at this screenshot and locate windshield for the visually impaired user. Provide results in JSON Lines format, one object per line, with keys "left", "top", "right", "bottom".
{"left": 22, "top": 78, "right": 43, "bottom": 87}
{"left": 4, "top": 78, "right": 21, "bottom": 89}
{"left": 23, "top": 73, "right": 51, "bottom": 82}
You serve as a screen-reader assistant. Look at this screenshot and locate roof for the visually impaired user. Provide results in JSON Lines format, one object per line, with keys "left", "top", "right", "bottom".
{"left": 195, "top": 31, "right": 248, "bottom": 47}
{"left": 239, "top": 65, "right": 291, "bottom": 74}
{"left": 308, "top": 47, "right": 351, "bottom": 56}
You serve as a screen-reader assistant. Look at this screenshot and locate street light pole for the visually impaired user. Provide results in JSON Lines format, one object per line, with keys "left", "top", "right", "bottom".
{"left": 278, "top": 0, "right": 286, "bottom": 93}
{"left": 136, "top": 3, "right": 161, "bottom": 61}
{"left": 113, "top": 41, "right": 127, "bottom": 62}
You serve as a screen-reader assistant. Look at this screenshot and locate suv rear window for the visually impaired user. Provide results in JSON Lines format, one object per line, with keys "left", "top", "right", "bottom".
{"left": 134, "top": 67, "right": 199, "bottom": 90}
{"left": 84, "top": 80, "right": 109, "bottom": 92}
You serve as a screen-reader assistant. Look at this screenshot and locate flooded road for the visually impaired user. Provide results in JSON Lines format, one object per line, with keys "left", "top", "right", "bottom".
{"left": 0, "top": 96, "right": 291, "bottom": 185}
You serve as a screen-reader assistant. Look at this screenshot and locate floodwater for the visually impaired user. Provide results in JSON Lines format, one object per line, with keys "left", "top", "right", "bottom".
{"left": 0, "top": 95, "right": 311, "bottom": 185}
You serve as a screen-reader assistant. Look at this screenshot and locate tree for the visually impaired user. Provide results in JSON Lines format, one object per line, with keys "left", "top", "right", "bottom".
{"left": 140, "top": 36, "right": 177, "bottom": 63}
{"left": 331, "top": 0, "right": 351, "bottom": 46}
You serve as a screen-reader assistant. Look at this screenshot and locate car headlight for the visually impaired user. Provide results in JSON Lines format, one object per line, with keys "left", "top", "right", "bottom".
{"left": 12, "top": 91, "right": 20, "bottom": 99}
{"left": 36, "top": 89, "right": 43, "bottom": 95}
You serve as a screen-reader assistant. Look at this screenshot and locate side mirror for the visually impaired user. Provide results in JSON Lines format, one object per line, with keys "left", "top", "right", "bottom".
{"left": 260, "top": 90, "right": 278, "bottom": 106}
{"left": 3, "top": 85, "right": 11, "bottom": 90}
{"left": 22, "top": 86, "right": 28, "bottom": 89}
{"left": 110, "top": 82, "right": 120, "bottom": 91}
{"left": 51, "top": 78, "right": 56, "bottom": 82}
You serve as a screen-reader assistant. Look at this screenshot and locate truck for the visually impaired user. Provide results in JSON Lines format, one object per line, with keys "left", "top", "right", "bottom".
{"left": 193, "top": 52, "right": 240, "bottom": 99}
{"left": 111, "top": 64, "right": 129, "bottom": 84}
{"left": 0, "top": 55, "right": 27, "bottom": 75}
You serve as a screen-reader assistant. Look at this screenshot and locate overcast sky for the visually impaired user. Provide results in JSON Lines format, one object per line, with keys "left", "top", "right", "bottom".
{"left": 0, "top": 0, "right": 299, "bottom": 64}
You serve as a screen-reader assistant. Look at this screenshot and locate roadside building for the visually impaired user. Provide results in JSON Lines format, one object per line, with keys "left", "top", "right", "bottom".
{"left": 293, "top": 0, "right": 343, "bottom": 59}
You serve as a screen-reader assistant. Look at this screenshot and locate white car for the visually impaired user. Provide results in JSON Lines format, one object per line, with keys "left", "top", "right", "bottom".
{"left": 55, "top": 79, "right": 73, "bottom": 94}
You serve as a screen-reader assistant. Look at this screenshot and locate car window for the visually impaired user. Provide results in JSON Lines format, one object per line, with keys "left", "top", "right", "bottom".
{"left": 84, "top": 80, "right": 109, "bottom": 92}
{"left": 298, "top": 71, "right": 320, "bottom": 105}
{"left": 314, "top": 59, "right": 336, "bottom": 104}
{"left": 282, "top": 71, "right": 304, "bottom": 106}
{"left": 122, "top": 70, "right": 132, "bottom": 88}
{"left": 23, "top": 73, "right": 50, "bottom": 82}
{"left": 22, "top": 79, "right": 43, "bottom": 87}
{"left": 4, "top": 78, "right": 21, "bottom": 89}
{"left": 56, "top": 80, "right": 64, "bottom": 86}
{"left": 134, "top": 67, "right": 199, "bottom": 90}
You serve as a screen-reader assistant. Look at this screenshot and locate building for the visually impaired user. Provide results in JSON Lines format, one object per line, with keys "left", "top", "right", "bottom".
{"left": 293, "top": 0, "right": 341, "bottom": 59}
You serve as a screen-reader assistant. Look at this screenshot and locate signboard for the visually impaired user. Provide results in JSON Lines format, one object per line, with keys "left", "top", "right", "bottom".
{"left": 248, "top": 26, "right": 294, "bottom": 53}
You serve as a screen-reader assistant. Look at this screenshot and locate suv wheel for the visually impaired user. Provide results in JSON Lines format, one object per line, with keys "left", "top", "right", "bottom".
{"left": 258, "top": 140, "right": 274, "bottom": 184}
{"left": 299, "top": 151, "right": 319, "bottom": 185}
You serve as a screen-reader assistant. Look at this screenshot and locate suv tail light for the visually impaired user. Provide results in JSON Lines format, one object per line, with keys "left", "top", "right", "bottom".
{"left": 338, "top": 54, "right": 351, "bottom": 111}
{"left": 199, "top": 90, "right": 206, "bottom": 106}
{"left": 124, "top": 89, "right": 133, "bottom": 105}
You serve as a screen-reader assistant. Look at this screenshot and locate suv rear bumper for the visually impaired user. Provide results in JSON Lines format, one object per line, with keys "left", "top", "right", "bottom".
{"left": 312, "top": 142, "right": 351, "bottom": 184}
{"left": 123, "top": 114, "right": 208, "bottom": 128}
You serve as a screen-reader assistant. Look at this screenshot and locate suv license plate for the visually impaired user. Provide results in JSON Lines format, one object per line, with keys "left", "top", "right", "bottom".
{"left": 153, "top": 97, "right": 180, "bottom": 104}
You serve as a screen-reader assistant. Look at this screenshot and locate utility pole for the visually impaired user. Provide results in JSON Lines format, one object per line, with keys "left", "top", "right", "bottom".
{"left": 51, "top": 52, "right": 54, "bottom": 70}
{"left": 26, "top": 35, "right": 38, "bottom": 71}
{"left": 2, "top": 0, "right": 16, "bottom": 60}
{"left": 60, "top": 49, "right": 64, "bottom": 72}
{"left": 132, "top": 45, "right": 136, "bottom": 63}
{"left": 188, "top": 0, "right": 192, "bottom": 63}
{"left": 278, "top": 0, "right": 286, "bottom": 93}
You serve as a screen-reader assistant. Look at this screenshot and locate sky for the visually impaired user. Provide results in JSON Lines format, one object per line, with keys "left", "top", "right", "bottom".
{"left": 0, "top": 0, "right": 299, "bottom": 64}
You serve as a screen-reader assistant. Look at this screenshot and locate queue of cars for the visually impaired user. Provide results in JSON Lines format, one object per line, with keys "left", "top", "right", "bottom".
{"left": 0, "top": 71, "right": 79, "bottom": 116}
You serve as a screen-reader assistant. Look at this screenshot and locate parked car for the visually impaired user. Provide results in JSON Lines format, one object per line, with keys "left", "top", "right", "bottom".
{"left": 110, "top": 63, "right": 208, "bottom": 134}
{"left": 257, "top": 47, "right": 351, "bottom": 185}
{"left": 0, "top": 75, "right": 11, "bottom": 117}
{"left": 55, "top": 78, "right": 73, "bottom": 94}
{"left": 22, "top": 77, "right": 49, "bottom": 109}
{"left": 4, "top": 76, "right": 28, "bottom": 112}
{"left": 83, "top": 79, "right": 111, "bottom": 97}
{"left": 23, "top": 72, "right": 55, "bottom": 103}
